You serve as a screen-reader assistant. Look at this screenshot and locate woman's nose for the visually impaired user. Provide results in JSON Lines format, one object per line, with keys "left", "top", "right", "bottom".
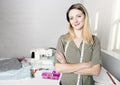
{"left": 74, "top": 18, "right": 78, "bottom": 23}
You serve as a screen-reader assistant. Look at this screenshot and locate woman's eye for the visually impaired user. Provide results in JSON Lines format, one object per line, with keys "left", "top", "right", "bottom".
{"left": 69, "top": 17, "right": 73, "bottom": 20}
{"left": 78, "top": 15, "right": 81, "bottom": 18}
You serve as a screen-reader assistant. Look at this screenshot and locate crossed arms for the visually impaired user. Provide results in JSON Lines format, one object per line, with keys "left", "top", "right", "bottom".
{"left": 54, "top": 52, "right": 101, "bottom": 76}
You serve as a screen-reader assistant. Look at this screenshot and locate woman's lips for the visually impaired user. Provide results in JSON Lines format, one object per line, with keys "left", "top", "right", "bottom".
{"left": 74, "top": 23, "right": 80, "bottom": 26}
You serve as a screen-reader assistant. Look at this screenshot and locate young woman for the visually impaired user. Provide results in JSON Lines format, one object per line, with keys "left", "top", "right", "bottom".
{"left": 55, "top": 3, "right": 102, "bottom": 85}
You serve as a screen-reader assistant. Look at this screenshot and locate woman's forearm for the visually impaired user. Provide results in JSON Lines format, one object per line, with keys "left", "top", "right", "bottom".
{"left": 54, "top": 62, "right": 91, "bottom": 73}
{"left": 74, "top": 64, "right": 101, "bottom": 76}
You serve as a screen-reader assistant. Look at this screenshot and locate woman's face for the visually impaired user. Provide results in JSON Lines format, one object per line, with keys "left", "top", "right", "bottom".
{"left": 68, "top": 9, "right": 85, "bottom": 30}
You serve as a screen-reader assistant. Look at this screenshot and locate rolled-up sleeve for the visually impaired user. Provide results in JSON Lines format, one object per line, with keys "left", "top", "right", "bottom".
{"left": 54, "top": 35, "right": 66, "bottom": 64}
{"left": 91, "top": 36, "right": 102, "bottom": 66}
{"left": 56, "top": 36, "right": 65, "bottom": 54}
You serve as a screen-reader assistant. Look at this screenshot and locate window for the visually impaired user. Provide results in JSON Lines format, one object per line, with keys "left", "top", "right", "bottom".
{"left": 108, "top": 0, "right": 120, "bottom": 53}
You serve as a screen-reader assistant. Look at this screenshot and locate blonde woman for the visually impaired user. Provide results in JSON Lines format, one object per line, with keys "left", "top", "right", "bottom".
{"left": 55, "top": 3, "right": 102, "bottom": 85}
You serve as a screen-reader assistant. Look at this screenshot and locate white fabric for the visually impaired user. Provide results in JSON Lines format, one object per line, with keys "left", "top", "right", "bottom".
{"left": 0, "top": 66, "right": 31, "bottom": 80}
{"left": 93, "top": 67, "right": 120, "bottom": 85}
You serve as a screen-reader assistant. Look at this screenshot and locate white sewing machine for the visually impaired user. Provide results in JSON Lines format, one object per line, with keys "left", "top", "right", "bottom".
{"left": 30, "top": 48, "right": 56, "bottom": 70}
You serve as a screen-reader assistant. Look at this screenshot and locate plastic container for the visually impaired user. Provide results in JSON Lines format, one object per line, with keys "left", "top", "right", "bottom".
{"left": 41, "top": 71, "right": 60, "bottom": 80}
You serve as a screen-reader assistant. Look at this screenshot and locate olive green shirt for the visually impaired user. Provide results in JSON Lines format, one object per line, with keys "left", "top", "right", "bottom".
{"left": 55, "top": 34, "right": 102, "bottom": 85}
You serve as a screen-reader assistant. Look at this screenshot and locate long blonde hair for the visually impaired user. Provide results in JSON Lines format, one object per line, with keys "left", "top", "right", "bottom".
{"left": 66, "top": 3, "right": 93, "bottom": 44}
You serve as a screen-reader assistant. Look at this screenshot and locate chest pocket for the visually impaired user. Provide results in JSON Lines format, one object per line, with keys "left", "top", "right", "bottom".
{"left": 65, "top": 46, "right": 79, "bottom": 63}
{"left": 64, "top": 42, "right": 78, "bottom": 63}
{"left": 64, "top": 42, "right": 85, "bottom": 63}
{"left": 83, "top": 44, "right": 93, "bottom": 62}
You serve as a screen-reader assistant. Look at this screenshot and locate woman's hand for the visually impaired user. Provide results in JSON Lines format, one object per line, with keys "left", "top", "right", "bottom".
{"left": 56, "top": 52, "right": 67, "bottom": 64}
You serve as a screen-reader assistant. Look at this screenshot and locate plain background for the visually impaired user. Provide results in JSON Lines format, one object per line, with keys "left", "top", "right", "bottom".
{"left": 0, "top": 0, "right": 119, "bottom": 58}
{"left": 0, "top": 0, "right": 81, "bottom": 58}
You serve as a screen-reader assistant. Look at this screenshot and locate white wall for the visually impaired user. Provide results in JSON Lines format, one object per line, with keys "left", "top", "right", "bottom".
{"left": 0, "top": 0, "right": 119, "bottom": 58}
{"left": 0, "top": 0, "right": 81, "bottom": 58}
{"left": 83, "top": 0, "right": 116, "bottom": 50}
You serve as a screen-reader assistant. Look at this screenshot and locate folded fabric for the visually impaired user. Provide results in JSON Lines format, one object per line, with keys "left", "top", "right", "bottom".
{"left": 0, "top": 58, "right": 22, "bottom": 72}
{"left": 0, "top": 66, "right": 31, "bottom": 80}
